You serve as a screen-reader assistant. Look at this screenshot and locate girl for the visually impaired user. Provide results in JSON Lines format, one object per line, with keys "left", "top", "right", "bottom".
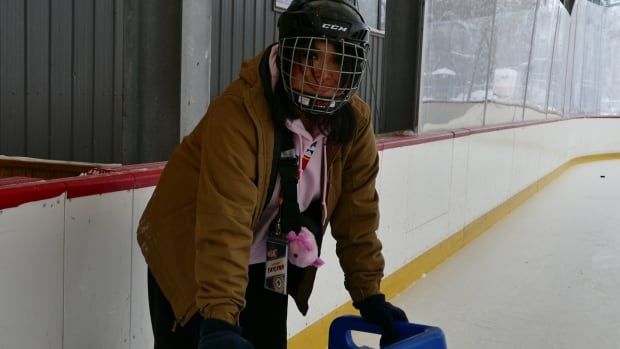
{"left": 138, "top": 1, "right": 407, "bottom": 348}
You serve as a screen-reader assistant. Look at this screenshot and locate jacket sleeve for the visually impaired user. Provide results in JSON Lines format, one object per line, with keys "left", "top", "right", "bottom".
{"left": 330, "top": 103, "right": 385, "bottom": 303}
{"left": 194, "top": 95, "right": 258, "bottom": 326}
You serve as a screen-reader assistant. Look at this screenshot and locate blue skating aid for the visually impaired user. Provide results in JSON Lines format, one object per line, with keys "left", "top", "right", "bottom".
{"left": 328, "top": 315, "right": 447, "bottom": 349}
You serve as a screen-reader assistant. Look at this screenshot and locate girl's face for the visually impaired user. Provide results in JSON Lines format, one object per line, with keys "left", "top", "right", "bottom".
{"left": 290, "top": 40, "right": 342, "bottom": 98}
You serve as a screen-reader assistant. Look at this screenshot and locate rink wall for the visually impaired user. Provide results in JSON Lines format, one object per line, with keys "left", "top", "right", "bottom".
{"left": 1, "top": 117, "right": 620, "bottom": 349}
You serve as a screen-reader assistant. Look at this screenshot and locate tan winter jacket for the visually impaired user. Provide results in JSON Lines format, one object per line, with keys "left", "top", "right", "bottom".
{"left": 137, "top": 49, "right": 385, "bottom": 328}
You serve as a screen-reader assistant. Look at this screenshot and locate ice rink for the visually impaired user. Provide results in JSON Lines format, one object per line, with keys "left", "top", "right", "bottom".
{"left": 389, "top": 160, "right": 620, "bottom": 348}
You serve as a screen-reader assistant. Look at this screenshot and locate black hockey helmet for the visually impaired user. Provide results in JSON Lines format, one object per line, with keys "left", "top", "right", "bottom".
{"left": 277, "top": 0, "right": 370, "bottom": 116}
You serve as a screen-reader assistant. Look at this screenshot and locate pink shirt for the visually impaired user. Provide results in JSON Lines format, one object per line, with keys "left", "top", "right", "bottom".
{"left": 249, "top": 45, "right": 328, "bottom": 264}
{"left": 249, "top": 120, "right": 327, "bottom": 264}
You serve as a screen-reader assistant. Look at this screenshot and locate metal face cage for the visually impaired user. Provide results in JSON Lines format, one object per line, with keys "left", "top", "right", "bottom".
{"left": 279, "top": 36, "right": 369, "bottom": 116}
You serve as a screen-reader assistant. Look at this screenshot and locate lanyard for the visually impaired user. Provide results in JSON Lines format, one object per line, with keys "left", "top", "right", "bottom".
{"left": 265, "top": 127, "right": 300, "bottom": 295}
{"left": 277, "top": 128, "right": 326, "bottom": 236}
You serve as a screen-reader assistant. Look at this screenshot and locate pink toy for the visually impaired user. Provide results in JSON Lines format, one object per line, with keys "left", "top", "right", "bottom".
{"left": 287, "top": 227, "right": 325, "bottom": 268}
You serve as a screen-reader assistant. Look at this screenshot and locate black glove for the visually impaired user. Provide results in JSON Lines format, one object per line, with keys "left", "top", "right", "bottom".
{"left": 354, "top": 294, "right": 408, "bottom": 348}
{"left": 198, "top": 318, "right": 254, "bottom": 349}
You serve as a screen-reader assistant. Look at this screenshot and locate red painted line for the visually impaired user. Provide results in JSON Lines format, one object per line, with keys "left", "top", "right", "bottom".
{"left": 131, "top": 168, "right": 163, "bottom": 188}
{"left": 1, "top": 115, "right": 617, "bottom": 207}
{"left": 377, "top": 132, "right": 454, "bottom": 150}
{"left": 376, "top": 115, "right": 619, "bottom": 147}
{"left": 57, "top": 173, "right": 135, "bottom": 199}
{"left": 0, "top": 182, "right": 66, "bottom": 210}
{"left": 451, "top": 128, "right": 472, "bottom": 138}
{"left": 586, "top": 116, "right": 620, "bottom": 119}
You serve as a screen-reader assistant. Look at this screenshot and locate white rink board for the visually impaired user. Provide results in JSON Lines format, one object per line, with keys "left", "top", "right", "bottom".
{"left": 64, "top": 191, "right": 133, "bottom": 349}
{"left": 2, "top": 118, "right": 620, "bottom": 346}
{"left": 131, "top": 187, "right": 156, "bottom": 348}
{"left": 464, "top": 129, "right": 516, "bottom": 224}
{"left": 0, "top": 195, "right": 65, "bottom": 349}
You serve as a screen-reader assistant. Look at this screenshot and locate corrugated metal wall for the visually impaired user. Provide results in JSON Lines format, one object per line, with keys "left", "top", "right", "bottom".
{"left": 210, "top": 0, "right": 278, "bottom": 98}
{"left": 0, "top": 0, "right": 385, "bottom": 164}
{"left": 0, "top": 0, "right": 123, "bottom": 163}
{"left": 210, "top": 0, "right": 385, "bottom": 126}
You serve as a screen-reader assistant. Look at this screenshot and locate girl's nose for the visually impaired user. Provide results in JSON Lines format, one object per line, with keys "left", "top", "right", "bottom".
{"left": 312, "top": 55, "right": 340, "bottom": 86}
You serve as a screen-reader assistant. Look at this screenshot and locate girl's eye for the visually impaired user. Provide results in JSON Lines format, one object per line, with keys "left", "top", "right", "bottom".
{"left": 295, "top": 51, "right": 318, "bottom": 65}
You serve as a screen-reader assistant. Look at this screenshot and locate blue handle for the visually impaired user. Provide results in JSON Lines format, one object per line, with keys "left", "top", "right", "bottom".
{"left": 328, "top": 315, "right": 447, "bottom": 349}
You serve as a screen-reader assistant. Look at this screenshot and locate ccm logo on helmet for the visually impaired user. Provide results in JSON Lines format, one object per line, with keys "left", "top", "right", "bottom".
{"left": 321, "top": 23, "right": 348, "bottom": 32}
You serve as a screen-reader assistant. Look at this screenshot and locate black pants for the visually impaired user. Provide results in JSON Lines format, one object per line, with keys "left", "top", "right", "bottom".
{"left": 148, "top": 264, "right": 288, "bottom": 349}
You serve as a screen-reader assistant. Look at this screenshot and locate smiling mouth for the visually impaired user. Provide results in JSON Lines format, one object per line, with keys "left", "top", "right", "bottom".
{"left": 314, "top": 85, "right": 337, "bottom": 96}
{"left": 298, "top": 95, "right": 336, "bottom": 109}
{"left": 301, "top": 79, "right": 340, "bottom": 96}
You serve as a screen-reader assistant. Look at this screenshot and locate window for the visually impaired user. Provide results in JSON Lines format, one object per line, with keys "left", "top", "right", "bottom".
{"left": 274, "top": 0, "right": 293, "bottom": 10}
{"left": 357, "top": 0, "right": 387, "bottom": 31}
